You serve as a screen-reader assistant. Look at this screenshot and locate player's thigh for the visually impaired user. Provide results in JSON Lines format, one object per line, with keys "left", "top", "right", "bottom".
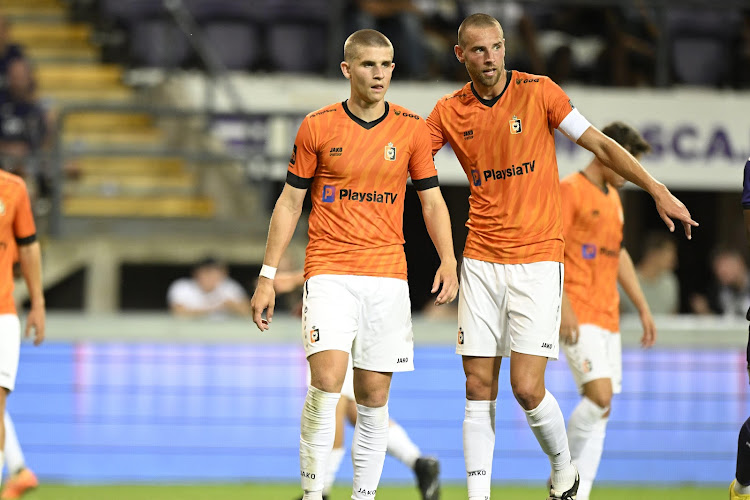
{"left": 302, "top": 275, "right": 359, "bottom": 358}
{"left": 506, "top": 261, "right": 562, "bottom": 359}
{"left": 457, "top": 257, "right": 509, "bottom": 357}
{"left": 562, "top": 323, "right": 615, "bottom": 395}
{"left": 340, "top": 355, "right": 355, "bottom": 400}
{"left": 0, "top": 314, "right": 21, "bottom": 393}
{"left": 352, "top": 276, "right": 413, "bottom": 373}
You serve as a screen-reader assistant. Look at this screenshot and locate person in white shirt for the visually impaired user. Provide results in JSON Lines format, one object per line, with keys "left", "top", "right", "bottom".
{"left": 167, "top": 257, "right": 250, "bottom": 319}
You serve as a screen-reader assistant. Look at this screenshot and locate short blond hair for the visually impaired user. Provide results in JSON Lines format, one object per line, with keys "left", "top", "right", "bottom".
{"left": 343, "top": 29, "right": 393, "bottom": 62}
{"left": 457, "top": 13, "right": 503, "bottom": 47}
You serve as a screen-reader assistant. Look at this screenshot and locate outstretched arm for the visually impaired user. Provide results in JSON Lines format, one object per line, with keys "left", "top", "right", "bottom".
{"left": 577, "top": 127, "right": 698, "bottom": 239}
{"left": 417, "top": 187, "right": 458, "bottom": 305}
{"left": 250, "top": 184, "right": 307, "bottom": 330}
{"left": 18, "top": 241, "right": 45, "bottom": 345}
{"left": 618, "top": 248, "right": 656, "bottom": 348}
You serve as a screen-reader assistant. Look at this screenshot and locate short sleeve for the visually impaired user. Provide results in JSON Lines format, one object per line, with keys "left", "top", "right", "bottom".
{"left": 560, "top": 179, "right": 578, "bottom": 237}
{"left": 544, "top": 77, "right": 576, "bottom": 130}
{"left": 426, "top": 100, "right": 448, "bottom": 156}
{"left": 286, "top": 117, "right": 318, "bottom": 189}
{"left": 742, "top": 158, "right": 750, "bottom": 209}
{"left": 167, "top": 280, "right": 188, "bottom": 306}
{"left": 13, "top": 180, "right": 36, "bottom": 244}
{"left": 409, "top": 120, "right": 439, "bottom": 190}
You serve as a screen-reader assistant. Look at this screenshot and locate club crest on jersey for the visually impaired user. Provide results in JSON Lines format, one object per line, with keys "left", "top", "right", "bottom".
{"left": 384, "top": 142, "right": 396, "bottom": 161}
{"left": 509, "top": 115, "right": 522, "bottom": 135}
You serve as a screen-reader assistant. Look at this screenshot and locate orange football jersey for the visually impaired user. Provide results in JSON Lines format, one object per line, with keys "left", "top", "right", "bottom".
{"left": 427, "top": 70, "right": 576, "bottom": 264}
{"left": 287, "top": 101, "right": 438, "bottom": 280}
{"left": 561, "top": 172, "right": 624, "bottom": 332}
{"left": 0, "top": 170, "right": 36, "bottom": 315}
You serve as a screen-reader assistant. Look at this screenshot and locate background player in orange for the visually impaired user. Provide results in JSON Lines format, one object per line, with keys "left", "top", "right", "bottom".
{"left": 426, "top": 13, "right": 696, "bottom": 500}
{"left": 250, "top": 29, "right": 458, "bottom": 500}
{"left": 559, "top": 122, "right": 656, "bottom": 500}
{"left": 0, "top": 170, "right": 44, "bottom": 496}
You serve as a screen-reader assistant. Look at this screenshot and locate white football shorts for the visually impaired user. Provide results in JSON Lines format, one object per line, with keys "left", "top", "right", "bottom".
{"left": 302, "top": 274, "right": 414, "bottom": 373}
{"left": 457, "top": 258, "right": 563, "bottom": 359}
{"left": 0, "top": 314, "right": 21, "bottom": 392}
{"left": 562, "top": 323, "right": 622, "bottom": 394}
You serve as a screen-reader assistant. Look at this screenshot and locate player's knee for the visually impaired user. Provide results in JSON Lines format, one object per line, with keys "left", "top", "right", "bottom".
{"left": 310, "top": 371, "right": 343, "bottom": 394}
{"left": 353, "top": 387, "right": 389, "bottom": 408}
{"left": 465, "top": 372, "right": 494, "bottom": 400}
{"left": 511, "top": 380, "right": 545, "bottom": 410}
{"left": 587, "top": 392, "right": 612, "bottom": 412}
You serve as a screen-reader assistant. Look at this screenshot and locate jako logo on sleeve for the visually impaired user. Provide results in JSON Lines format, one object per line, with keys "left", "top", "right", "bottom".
{"left": 322, "top": 185, "right": 336, "bottom": 202}
{"left": 582, "top": 244, "right": 597, "bottom": 259}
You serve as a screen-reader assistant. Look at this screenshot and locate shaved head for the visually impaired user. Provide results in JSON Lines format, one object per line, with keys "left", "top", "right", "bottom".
{"left": 458, "top": 13, "right": 503, "bottom": 47}
{"left": 343, "top": 29, "right": 393, "bottom": 62}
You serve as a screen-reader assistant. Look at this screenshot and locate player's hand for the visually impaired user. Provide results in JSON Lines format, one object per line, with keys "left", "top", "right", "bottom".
{"left": 559, "top": 306, "right": 579, "bottom": 345}
{"left": 25, "top": 304, "right": 45, "bottom": 346}
{"left": 250, "top": 278, "right": 275, "bottom": 331}
{"left": 653, "top": 185, "right": 698, "bottom": 239}
{"left": 432, "top": 260, "right": 458, "bottom": 306}
{"left": 639, "top": 309, "right": 656, "bottom": 348}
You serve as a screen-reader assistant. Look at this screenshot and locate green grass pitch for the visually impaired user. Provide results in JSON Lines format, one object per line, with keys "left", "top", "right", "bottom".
{"left": 16, "top": 483, "right": 726, "bottom": 500}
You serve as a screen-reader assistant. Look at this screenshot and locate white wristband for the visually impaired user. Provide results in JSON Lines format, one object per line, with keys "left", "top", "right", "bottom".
{"left": 259, "top": 265, "right": 277, "bottom": 280}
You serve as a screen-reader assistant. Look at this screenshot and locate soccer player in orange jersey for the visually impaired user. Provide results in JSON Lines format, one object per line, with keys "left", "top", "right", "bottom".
{"left": 0, "top": 171, "right": 44, "bottom": 497}
{"left": 426, "top": 13, "right": 697, "bottom": 500}
{"left": 559, "top": 122, "right": 656, "bottom": 500}
{"left": 250, "top": 29, "right": 458, "bottom": 500}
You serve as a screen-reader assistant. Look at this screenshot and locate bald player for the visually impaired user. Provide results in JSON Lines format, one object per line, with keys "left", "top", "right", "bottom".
{"left": 426, "top": 13, "right": 696, "bottom": 500}
{"left": 250, "top": 29, "right": 458, "bottom": 500}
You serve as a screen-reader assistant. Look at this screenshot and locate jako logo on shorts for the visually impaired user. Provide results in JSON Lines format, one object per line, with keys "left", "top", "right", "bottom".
{"left": 322, "top": 185, "right": 336, "bottom": 202}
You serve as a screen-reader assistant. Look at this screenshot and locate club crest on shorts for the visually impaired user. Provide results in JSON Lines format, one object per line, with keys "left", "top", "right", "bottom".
{"left": 582, "top": 359, "right": 592, "bottom": 373}
{"left": 384, "top": 142, "right": 396, "bottom": 161}
{"left": 509, "top": 115, "right": 522, "bottom": 135}
{"left": 458, "top": 327, "right": 464, "bottom": 345}
{"left": 310, "top": 327, "right": 320, "bottom": 343}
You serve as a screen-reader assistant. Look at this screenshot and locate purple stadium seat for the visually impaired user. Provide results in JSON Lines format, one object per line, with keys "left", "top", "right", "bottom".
{"left": 130, "top": 20, "right": 192, "bottom": 68}
{"left": 203, "top": 22, "right": 261, "bottom": 70}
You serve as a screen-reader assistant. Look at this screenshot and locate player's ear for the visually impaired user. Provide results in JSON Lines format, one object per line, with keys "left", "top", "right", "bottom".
{"left": 454, "top": 44, "right": 464, "bottom": 63}
{"left": 340, "top": 61, "right": 351, "bottom": 80}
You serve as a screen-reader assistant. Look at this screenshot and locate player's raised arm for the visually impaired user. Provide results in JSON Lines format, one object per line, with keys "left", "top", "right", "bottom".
{"left": 576, "top": 127, "right": 698, "bottom": 239}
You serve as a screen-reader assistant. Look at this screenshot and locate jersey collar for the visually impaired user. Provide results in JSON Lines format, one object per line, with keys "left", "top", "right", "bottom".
{"left": 470, "top": 70, "right": 513, "bottom": 108}
{"left": 342, "top": 100, "right": 390, "bottom": 130}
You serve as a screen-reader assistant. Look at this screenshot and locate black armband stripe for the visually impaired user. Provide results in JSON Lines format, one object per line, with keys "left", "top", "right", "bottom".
{"left": 286, "top": 171, "right": 313, "bottom": 189}
{"left": 16, "top": 233, "right": 37, "bottom": 246}
{"left": 413, "top": 175, "right": 439, "bottom": 191}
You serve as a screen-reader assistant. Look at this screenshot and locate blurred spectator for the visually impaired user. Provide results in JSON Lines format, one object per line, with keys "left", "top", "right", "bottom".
{"left": 0, "top": 15, "right": 24, "bottom": 94}
{"left": 167, "top": 257, "right": 251, "bottom": 319}
{"left": 272, "top": 254, "right": 305, "bottom": 316}
{"left": 620, "top": 232, "right": 679, "bottom": 315}
{"left": 349, "top": 0, "right": 428, "bottom": 79}
{"left": 666, "top": 8, "right": 742, "bottom": 87}
{"left": 0, "top": 59, "right": 51, "bottom": 199}
{"left": 599, "top": 1, "right": 659, "bottom": 86}
{"left": 690, "top": 247, "right": 750, "bottom": 317}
